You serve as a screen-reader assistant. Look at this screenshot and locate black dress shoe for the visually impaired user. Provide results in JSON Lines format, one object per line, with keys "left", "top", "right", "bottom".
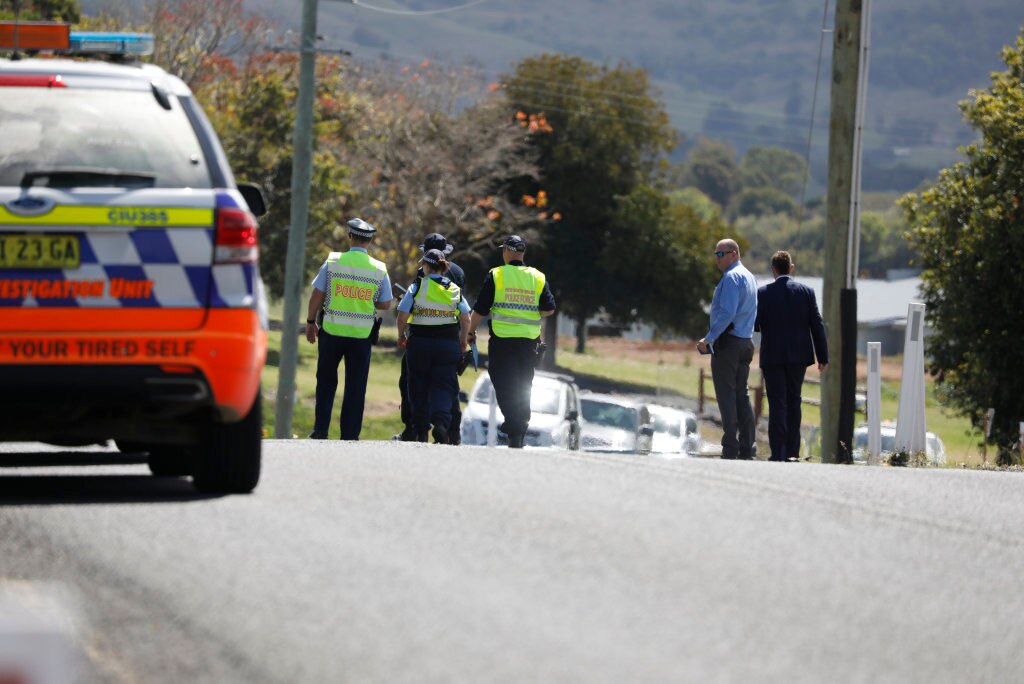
{"left": 399, "top": 426, "right": 418, "bottom": 442}
{"left": 416, "top": 429, "right": 429, "bottom": 443}
{"left": 507, "top": 432, "right": 525, "bottom": 449}
{"left": 432, "top": 425, "right": 449, "bottom": 444}
{"left": 308, "top": 431, "right": 327, "bottom": 440}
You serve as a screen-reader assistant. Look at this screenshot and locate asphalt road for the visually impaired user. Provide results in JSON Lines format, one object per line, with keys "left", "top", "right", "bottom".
{"left": 2, "top": 441, "right": 1024, "bottom": 683}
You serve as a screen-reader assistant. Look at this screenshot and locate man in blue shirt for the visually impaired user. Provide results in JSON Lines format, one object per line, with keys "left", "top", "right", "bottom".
{"left": 697, "top": 238, "right": 758, "bottom": 459}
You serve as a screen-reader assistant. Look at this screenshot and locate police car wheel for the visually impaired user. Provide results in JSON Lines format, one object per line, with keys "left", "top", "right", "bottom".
{"left": 148, "top": 448, "right": 192, "bottom": 478}
{"left": 114, "top": 440, "right": 149, "bottom": 454}
{"left": 191, "top": 392, "right": 262, "bottom": 494}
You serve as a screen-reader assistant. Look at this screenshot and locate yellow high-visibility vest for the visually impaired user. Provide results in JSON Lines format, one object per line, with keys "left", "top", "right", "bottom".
{"left": 410, "top": 276, "right": 461, "bottom": 326}
{"left": 322, "top": 250, "right": 387, "bottom": 338}
{"left": 490, "top": 264, "right": 545, "bottom": 339}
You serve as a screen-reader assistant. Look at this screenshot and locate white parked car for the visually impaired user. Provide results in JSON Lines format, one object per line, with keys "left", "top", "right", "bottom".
{"left": 460, "top": 371, "right": 581, "bottom": 449}
{"left": 578, "top": 392, "right": 654, "bottom": 454}
{"left": 852, "top": 424, "right": 947, "bottom": 465}
{"left": 648, "top": 404, "right": 702, "bottom": 456}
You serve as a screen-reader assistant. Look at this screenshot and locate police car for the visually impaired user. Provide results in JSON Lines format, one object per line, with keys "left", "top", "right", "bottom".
{"left": 0, "top": 24, "right": 268, "bottom": 492}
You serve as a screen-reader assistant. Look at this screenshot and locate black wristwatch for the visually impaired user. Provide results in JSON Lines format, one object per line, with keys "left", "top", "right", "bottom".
{"left": 306, "top": 319, "right": 316, "bottom": 325}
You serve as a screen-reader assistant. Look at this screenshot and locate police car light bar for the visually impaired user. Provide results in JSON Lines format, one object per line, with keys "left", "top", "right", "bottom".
{"left": 0, "top": 21, "right": 71, "bottom": 51}
{"left": 1, "top": 23, "right": 154, "bottom": 57}
{"left": 68, "top": 31, "right": 155, "bottom": 57}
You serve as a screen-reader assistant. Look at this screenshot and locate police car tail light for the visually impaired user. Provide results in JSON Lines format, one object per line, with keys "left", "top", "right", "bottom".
{"left": 214, "top": 208, "right": 259, "bottom": 264}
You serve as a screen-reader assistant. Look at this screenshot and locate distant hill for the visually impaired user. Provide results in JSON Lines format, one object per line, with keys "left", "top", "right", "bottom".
{"left": 84, "top": 0, "right": 1023, "bottom": 192}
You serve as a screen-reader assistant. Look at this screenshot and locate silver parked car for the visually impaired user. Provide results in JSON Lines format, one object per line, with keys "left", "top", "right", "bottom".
{"left": 460, "top": 370, "right": 582, "bottom": 449}
{"left": 578, "top": 392, "right": 654, "bottom": 454}
{"left": 648, "top": 404, "right": 702, "bottom": 456}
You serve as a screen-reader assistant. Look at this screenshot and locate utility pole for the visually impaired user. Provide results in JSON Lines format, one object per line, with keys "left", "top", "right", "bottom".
{"left": 274, "top": 0, "right": 318, "bottom": 438}
{"left": 821, "top": 0, "right": 870, "bottom": 463}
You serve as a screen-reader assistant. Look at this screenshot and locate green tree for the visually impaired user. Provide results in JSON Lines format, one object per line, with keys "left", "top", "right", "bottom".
{"left": 900, "top": 29, "right": 1024, "bottom": 462}
{"left": 726, "top": 187, "right": 797, "bottom": 221}
{"left": 739, "top": 145, "right": 806, "bottom": 197}
{"left": 503, "top": 53, "right": 677, "bottom": 353}
{"left": 678, "top": 138, "right": 741, "bottom": 209}
{"left": 604, "top": 185, "right": 721, "bottom": 336}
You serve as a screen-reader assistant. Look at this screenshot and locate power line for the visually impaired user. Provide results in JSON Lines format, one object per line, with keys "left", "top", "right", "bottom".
{"left": 351, "top": 0, "right": 490, "bottom": 16}
{"left": 796, "top": 0, "right": 833, "bottom": 239}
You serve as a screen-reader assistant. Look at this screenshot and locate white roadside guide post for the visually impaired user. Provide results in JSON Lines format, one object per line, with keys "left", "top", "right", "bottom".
{"left": 487, "top": 387, "right": 498, "bottom": 447}
{"left": 895, "top": 302, "right": 927, "bottom": 457}
{"left": 866, "top": 341, "right": 882, "bottom": 465}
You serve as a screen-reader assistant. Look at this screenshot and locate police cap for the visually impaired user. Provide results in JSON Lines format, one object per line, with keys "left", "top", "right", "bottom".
{"left": 420, "top": 248, "right": 447, "bottom": 266}
{"left": 420, "top": 232, "right": 454, "bottom": 255}
{"left": 498, "top": 234, "right": 527, "bottom": 252}
{"left": 347, "top": 218, "right": 378, "bottom": 238}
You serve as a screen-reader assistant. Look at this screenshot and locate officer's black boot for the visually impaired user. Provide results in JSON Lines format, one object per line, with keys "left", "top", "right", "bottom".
{"left": 431, "top": 425, "right": 449, "bottom": 444}
{"left": 507, "top": 432, "right": 525, "bottom": 449}
{"left": 416, "top": 429, "right": 429, "bottom": 443}
{"left": 399, "top": 425, "right": 417, "bottom": 442}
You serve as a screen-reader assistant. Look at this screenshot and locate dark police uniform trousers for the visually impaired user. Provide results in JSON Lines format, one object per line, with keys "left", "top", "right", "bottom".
{"left": 488, "top": 334, "right": 537, "bottom": 439}
{"left": 398, "top": 351, "right": 462, "bottom": 439}
{"left": 406, "top": 326, "right": 462, "bottom": 436}
{"left": 314, "top": 330, "right": 373, "bottom": 440}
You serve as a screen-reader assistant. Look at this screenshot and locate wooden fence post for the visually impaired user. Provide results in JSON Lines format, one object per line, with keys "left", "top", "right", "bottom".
{"left": 698, "top": 368, "right": 705, "bottom": 416}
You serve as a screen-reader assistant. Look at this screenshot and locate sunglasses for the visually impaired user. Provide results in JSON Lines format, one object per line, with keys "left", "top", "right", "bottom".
{"left": 714, "top": 250, "right": 735, "bottom": 258}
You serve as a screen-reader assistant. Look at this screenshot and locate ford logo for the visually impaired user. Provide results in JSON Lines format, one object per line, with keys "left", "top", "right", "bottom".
{"left": 5, "top": 196, "right": 56, "bottom": 216}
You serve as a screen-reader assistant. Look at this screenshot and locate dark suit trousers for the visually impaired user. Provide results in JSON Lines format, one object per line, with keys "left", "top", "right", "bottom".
{"left": 314, "top": 331, "right": 373, "bottom": 440}
{"left": 487, "top": 335, "right": 537, "bottom": 437}
{"left": 711, "top": 335, "right": 756, "bottom": 459}
{"left": 762, "top": 363, "right": 807, "bottom": 461}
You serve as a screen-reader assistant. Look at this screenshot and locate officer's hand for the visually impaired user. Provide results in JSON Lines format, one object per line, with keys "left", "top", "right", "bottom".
{"left": 467, "top": 330, "right": 477, "bottom": 343}
{"left": 398, "top": 336, "right": 408, "bottom": 349}
{"left": 305, "top": 323, "right": 318, "bottom": 344}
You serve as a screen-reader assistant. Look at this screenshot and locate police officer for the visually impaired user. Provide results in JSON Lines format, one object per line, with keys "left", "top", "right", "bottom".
{"left": 467, "top": 235, "right": 556, "bottom": 448}
{"left": 396, "top": 249, "right": 471, "bottom": 443}
{"left": 306, "top": 218, "right": 393, "bottom": 440}
{"left": 396, "top": 232, "right": 467, "bottom": 442}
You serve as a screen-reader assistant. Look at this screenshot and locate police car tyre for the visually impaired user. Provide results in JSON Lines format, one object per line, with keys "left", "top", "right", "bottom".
{"left": 148, "top": 447, "right": 192, "bottom": 478}
{"left": 114, "top": 440, "right": 149, "bottom": 454}
{"left": 191, "top": 392, "right": 262, "bottom": 494}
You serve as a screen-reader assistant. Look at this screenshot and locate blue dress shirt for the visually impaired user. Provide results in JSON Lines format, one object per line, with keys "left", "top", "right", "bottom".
{"left": 706, "top": 260, "right": 757, "bottom": 342}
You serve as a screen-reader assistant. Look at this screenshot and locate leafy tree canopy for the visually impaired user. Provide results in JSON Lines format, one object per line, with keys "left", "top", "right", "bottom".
{"left": 739, "top": 145, "right": 806, "bottom": 197}
{"left": 900, "top": 29, "right": 1024, "bottom": 461}
{"left": 502, "top": 53, "right": 677, "bottom": 351}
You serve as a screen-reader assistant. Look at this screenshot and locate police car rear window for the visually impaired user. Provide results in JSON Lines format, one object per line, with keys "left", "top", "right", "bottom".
{"left": 0, "top": 88, "right": 212, "bottom": 189}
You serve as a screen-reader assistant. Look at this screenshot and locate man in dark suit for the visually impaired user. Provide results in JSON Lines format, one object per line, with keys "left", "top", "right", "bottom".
{"left": 755, "top": 251, "right": 829, "bottom": 461}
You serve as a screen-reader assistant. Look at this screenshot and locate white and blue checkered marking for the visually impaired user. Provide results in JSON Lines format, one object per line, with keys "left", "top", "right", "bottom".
{"left": 1, "top": 227, "right": 256, "bottom": 308}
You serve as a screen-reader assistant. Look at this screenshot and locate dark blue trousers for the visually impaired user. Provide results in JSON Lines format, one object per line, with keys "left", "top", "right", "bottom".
{"left": 314, "top": 331, "right": 372, "bottom": 440}
{"left": 406, "top": 336, "right": 461, "bottom": 434}
{"left": 762, "top": 363, "right": 807, "bottom": 461}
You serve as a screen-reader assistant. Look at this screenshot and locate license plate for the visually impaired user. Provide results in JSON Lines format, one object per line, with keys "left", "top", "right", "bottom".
{"left": 0, "top": 235, "right": 81, "bottom": 269}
